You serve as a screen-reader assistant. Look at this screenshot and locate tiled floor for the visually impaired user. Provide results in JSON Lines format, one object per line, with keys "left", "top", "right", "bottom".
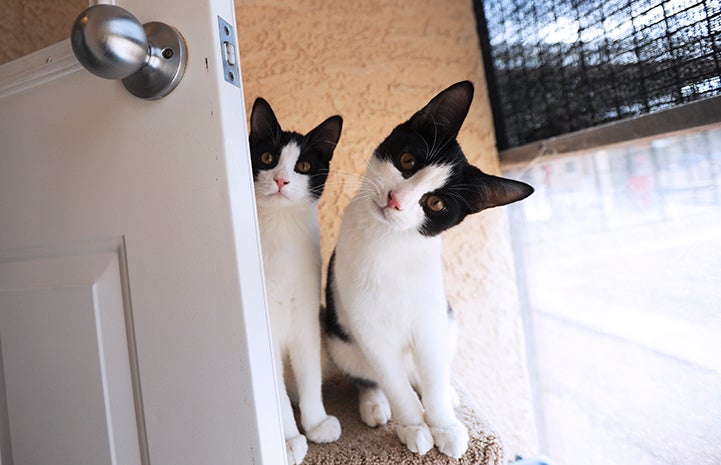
{"left": 505, "top": 125, "right": 721, "bottom": 465}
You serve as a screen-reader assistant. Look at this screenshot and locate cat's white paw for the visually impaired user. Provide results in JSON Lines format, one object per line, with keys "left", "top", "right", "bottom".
{"left": 396, "top": 423, "right": 434, "bottom": 455}
{"left": 285, "top": 434, "right": 308, "bottom": 465}
{"left": 359, "top": 389, "right": 391, "bottom": 427}
{"left": 431, "top": 421, "right": 469, "bottom": 459}
{"left": 305, "top": 415, "right": 341, "bottom": 443}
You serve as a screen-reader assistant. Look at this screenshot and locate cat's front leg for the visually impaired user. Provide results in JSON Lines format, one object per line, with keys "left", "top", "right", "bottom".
{"left": 325, "top": 335, "right": 391, "bottom": 427}
{"left": 358, "top": 384, "right": 391, "bottom": 427}
{"left": 428, "top": 418, "right": 468, "bottom": 459}
{"left": 413, "top": 332, "right": 468, "bottom": 459}
{"left": 276, "top": 363, "right": 308, "bottom": 465}
{"left": 360, "top": 345, "right": 434, "bottom": 455}
{"left": 289, "top": 330, "right": 341, "bottom": 444}
{"left": 275, "top": 351, "right": 308, "bottom": 464}
{"left": 285, "top": 435, "right": 308, "bottom": 465}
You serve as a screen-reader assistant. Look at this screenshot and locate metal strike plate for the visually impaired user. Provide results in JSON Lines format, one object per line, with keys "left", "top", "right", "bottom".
{"left": 218, "top": 16, "right": 240, "bottom": 87}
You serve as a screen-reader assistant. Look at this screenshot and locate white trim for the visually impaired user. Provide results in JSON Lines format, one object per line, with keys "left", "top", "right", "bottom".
{"left": 0, "top": 40, "right": 82, "bottom": 100}
{"left": 0, "top": 0, "right": 117, "bottom": 99}
{"left": 500, "top": 95, "right": 721, "bottom": 167}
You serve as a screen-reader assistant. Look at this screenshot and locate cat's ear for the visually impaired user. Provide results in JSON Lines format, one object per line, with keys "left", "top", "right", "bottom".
{"left": 465, "top": 165, "right": 534, "bottom": 212}
{"left": 407, "top": 81, "right": 474, "bottom": 139}
{"left": 305, "top": 115, "right": 343, "bottom": 163}
{"left": 250, "top": 97, "right": 281, "bottom": 141}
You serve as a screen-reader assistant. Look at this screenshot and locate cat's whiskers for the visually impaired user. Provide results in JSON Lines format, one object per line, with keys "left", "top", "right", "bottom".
{"left": 359, "top": 161, "right": 387, "bottom": 201}
{"left": 323, "top": 168, "right": 365, "bottom": 183}
{"left": 323, "top": 162, "right": 385, "bottom": 202}
{"left": 444, "top": 190, "right": 476, "bottom": 211}
{"left": 260, "top": 119, "right": 281, "bottom": 148}
{"left": 424, "top": 116, "right": 455, "bottom": 163}
{"left": 362, "top": 157, "right": 386, "bottom": 186}
{"left": 320, "top": 169, "right": 370, "bottom": 195}
{"left": 300, "top": 136, "right": 339, "bottom": 153}
{"left": 447, "top": 182, "right": 494, "bottom": 210}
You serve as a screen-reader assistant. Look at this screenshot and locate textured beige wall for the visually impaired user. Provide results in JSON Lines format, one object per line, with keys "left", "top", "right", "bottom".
{"left": 0, "top": 0, "right": 86, "bottom": 65}
{"left": 237, "top": 0, "right": 539, "bottom": 457}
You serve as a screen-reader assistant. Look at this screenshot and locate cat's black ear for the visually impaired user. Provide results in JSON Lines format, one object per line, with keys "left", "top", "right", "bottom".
{"left": 305, "top": 115, "right": 343, "bottom": 163}
{"left": 407, "top": 81, "right": 474, "bottom": 139}
{"left": 466, "top": 165, "right": 534, "bottom": 212}
{"left": 250, "top": 97, "right": 281, "bottom": 141}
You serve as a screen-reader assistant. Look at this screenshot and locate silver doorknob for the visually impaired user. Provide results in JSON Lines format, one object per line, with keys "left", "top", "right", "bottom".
{"left": 71, "top": 4, "right": 187, "bottom": 99}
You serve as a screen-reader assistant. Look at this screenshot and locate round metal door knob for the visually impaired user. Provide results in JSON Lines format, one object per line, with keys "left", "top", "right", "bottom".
{"left": 71, "top": 4, "right": 187, "bottom": 99}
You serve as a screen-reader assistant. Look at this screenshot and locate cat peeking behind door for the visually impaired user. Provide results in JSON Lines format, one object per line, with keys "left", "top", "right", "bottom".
{"left": 249, "top": 97, "right": 343, "bottom": 465}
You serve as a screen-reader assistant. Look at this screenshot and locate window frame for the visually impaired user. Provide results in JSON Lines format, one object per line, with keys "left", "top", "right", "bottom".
{"left": 499, "top": 94, "right": 721, "bottom": 168}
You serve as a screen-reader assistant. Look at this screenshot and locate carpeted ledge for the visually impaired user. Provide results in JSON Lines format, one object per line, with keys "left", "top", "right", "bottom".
{"left": 303, "top": 376, "right": 506, "bottom": 465}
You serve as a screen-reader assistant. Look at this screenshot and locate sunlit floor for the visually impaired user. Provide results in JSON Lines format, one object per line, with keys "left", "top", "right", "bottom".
{"left": 506, "top": 125, "right": 721, "bottom": 465}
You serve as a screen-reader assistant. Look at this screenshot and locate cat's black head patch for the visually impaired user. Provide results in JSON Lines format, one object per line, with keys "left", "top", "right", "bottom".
{"left": 417, "top": 162, "right": 534, "bottom": 236}
{"left": 373, "top": 81, "right": 533, "bottom": 236}
{"left": 249, "top": 97, "right": 343, "bottom": 201}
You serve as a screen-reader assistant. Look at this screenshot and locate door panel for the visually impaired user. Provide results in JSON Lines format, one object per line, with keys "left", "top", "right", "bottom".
{"left": 0, "top": 0, "right": 284, "bottom": 463}
{"left": 0, "top": 249, "right": 140, "bottom": 465}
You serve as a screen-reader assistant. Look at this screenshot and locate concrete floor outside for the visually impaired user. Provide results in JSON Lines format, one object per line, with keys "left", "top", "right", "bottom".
{"left": 507, "top": 125, "right": 721, "bottom": 465}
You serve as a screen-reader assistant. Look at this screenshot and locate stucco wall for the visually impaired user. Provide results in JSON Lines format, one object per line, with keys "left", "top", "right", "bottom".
{"left": 0, "top": 0, "right": 85, "bottom": 65}
{"left": 236, "top": 0, "right": 539, "bottom": 456}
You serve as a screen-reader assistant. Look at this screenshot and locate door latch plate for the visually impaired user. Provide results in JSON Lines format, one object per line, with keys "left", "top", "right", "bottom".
{"left": 217, "top": 16, "right": 240, "bottom": 87}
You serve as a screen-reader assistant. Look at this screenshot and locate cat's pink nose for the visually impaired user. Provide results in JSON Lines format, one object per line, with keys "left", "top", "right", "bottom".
{"left": 274, "top": 177, "right": 289, "bottom": 191}
{"left": 386, "top": 191, "right": 402, "bottom": 210}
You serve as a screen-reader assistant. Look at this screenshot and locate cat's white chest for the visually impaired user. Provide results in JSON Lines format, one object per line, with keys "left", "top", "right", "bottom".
{"left": 335, "top": 199, "right": 446, "bottom": 337}
{"left": 257, "top": 205, "right": 321, "bottom": 344}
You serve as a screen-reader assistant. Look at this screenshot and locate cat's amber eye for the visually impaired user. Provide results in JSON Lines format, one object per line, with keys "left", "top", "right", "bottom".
{"left": 296, "top": 160, "right": 312, "bottom": 174}
{"left": 260, "top": 152, "right": 274, "bottom": 165}
{"left": 424, "top": 194, "right": 445, "bottom": 212}
{"left": 399, "top": 152, "right": 416, "bottom": 171}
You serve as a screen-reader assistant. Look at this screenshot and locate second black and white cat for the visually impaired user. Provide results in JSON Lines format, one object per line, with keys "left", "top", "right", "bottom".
{"left": 249, "top": 97, "right": 343, "bottom": 465}
{"left": 325, "top": 81, "right": 533, "bottom": 458}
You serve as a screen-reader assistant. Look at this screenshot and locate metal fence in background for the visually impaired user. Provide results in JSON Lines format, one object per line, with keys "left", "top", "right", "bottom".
{"left": 475, "top": 0, "right": 721, "bottom": 150}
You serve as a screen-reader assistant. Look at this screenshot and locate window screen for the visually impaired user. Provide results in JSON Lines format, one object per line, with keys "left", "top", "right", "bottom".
{"left": 475, "top": 0, "right": 721, "bottom": 149}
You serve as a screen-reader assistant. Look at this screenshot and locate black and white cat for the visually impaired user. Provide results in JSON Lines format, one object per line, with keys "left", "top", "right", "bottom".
{"left": 249, "top": 97, "right": 343, "bottom": 464}
{"left": 324, "top": 81, "right": 533, "bottom": 458}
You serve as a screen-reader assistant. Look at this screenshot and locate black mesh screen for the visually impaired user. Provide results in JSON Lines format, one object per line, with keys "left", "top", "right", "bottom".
{"left": 475, "top": 0, "right": 721, "bottom": 150}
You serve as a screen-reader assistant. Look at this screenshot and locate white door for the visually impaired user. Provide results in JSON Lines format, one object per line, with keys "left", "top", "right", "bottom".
{"left": 0, "top": 1, "right": 285, "bottom": 464}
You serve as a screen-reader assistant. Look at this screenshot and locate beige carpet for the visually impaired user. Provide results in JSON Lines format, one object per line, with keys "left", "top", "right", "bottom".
{"left": 303, "top": 376, "right": 506, "bottom": 464}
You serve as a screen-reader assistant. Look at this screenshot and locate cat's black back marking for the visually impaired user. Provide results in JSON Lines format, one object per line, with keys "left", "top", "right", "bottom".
{"left": 324, "top": 250, "right": 352, "bottom": 343}
{"left": 349, "top": 376, "right": 378, "bottom": 389}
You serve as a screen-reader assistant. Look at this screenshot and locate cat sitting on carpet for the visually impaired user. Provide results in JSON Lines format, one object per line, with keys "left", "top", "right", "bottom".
{"left": 324, "top": 81, "right": 533, "bottom": 458}
{"left": 249, "top": 97, "right": 343, "bottom": 464}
